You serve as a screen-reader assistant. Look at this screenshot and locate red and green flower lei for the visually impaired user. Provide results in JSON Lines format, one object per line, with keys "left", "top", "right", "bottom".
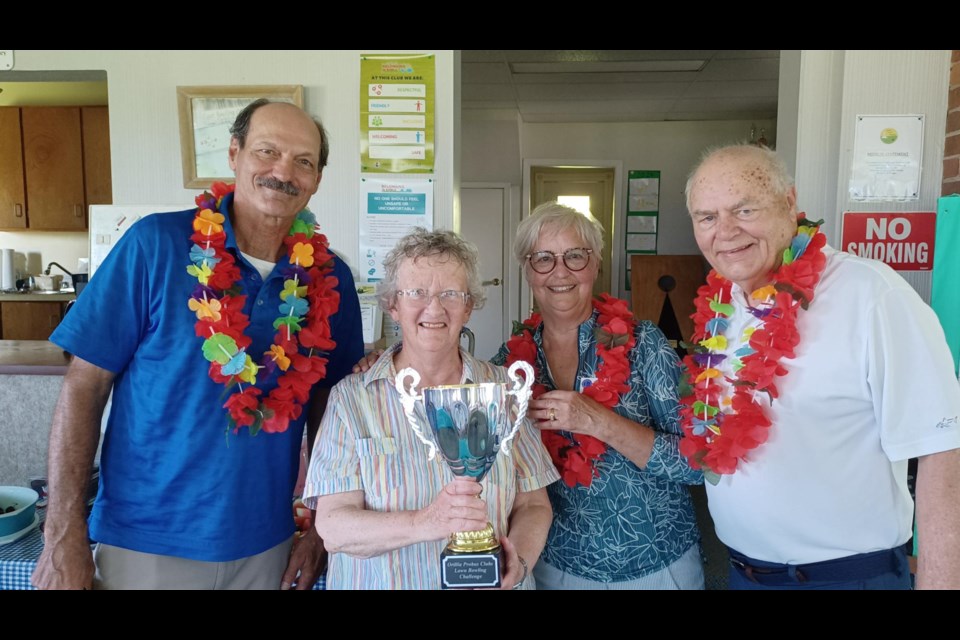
{"left": 679, "top": 216, "right": 827, "bottom": 480}
{"left": 187, "top": 182, "right": 339, "bottom": 436}
{"left": 505, "top": 293, "right": 636, "bottom": 488}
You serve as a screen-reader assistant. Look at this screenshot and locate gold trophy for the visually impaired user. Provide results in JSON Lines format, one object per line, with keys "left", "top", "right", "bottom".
{"left": 396, "top": 360, "right": 534, "bottom": 589}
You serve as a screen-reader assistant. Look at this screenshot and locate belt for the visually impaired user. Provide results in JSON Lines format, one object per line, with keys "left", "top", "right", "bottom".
{"left": 728, "top": 547, "right": 904, "bottom": 585}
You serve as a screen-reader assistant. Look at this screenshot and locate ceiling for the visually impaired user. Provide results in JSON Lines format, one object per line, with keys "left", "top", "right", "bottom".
{"left": 461, "top": 50, "right": 780, "bottom": 123}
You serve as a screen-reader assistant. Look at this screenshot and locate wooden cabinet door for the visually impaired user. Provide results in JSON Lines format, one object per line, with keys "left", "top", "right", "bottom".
{"left": 21, "top": 107, "right": 86, "bottom": 231}
{"left": 81, "top": 106, "right": 112, "bottom": 207}
{"left": 0, "top": 108, "right": 27, "bottom": 230}
{"left": 0, "top": 302, "right": 63, "bottom": 340}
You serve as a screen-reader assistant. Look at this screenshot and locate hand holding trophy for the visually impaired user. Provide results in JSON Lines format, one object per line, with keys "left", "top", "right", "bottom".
{"left": 396, "top": 360, "right": 535, "bottom": 589}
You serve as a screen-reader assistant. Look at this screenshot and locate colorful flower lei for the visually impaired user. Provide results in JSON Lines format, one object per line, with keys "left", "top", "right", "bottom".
{"left": 679, "top": 217, "right": 827, "bottom": 480}
{"left": 505, "top": 293, "right": 636, "bottom": 488}
{"left": 187, "top": 182, "right": 340, "bottom": 436}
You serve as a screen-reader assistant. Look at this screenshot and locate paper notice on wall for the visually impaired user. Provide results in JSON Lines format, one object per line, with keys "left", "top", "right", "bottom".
{"left": 359, "top": 177, "right": 433, "bottom": 281}
{"left": 849, "top": 114, "right": 924, "bottom": 201}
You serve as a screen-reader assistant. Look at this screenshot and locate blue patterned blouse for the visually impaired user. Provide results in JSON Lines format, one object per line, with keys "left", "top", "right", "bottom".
{"left": 493, "top": 310, "right": 702, "bottom": 582}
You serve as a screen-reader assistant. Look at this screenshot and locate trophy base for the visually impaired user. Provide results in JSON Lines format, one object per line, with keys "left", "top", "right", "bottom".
{"left": 440, "top": 523, "right": 502, "bottom": 589}
{"left": 440, "top": 545, "right": 503, "bottom": 590}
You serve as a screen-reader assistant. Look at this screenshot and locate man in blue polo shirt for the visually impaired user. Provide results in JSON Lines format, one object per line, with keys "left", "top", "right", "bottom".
{"left": 32, "top": 100, "right": 364, "bottom": 589}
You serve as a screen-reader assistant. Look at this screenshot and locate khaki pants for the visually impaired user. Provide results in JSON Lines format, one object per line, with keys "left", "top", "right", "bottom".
{"left": 93, "top": 537, "right": 294, "bottom": 590}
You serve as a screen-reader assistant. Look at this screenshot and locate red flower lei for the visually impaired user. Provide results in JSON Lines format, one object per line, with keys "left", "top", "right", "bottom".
{"left": 187, "top": 182, "right": 339, "bottom": 436}
{"left": 505, "top": 293, "right": 636, "bottom": 488}
{"left": 679, "top": 218, "right": 827, "bottom": 479}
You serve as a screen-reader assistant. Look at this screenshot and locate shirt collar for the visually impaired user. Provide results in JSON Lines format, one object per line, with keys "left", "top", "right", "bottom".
{"left": 218, "top": 191, "right": 293, "bottom": 272}
{"left": 365, "top": 341, "right": 476, "bottom": 387}
{"left": 531, "top": 308, "right": 599, "bottom": 359}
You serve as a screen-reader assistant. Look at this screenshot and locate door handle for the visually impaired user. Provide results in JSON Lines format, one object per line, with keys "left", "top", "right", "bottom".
{"left": 14, "top": 203, "right": 23, "bottom": 217}
{"left": 482, "top": 278, "right": 501, "bottom": 287}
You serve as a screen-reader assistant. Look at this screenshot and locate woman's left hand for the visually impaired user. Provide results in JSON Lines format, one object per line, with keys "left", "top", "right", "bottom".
{"left": 495, "top": 535, "right": 526, "bottom": 590}
{"left": 528, "top": 390, "right": 611, "bottom": 440}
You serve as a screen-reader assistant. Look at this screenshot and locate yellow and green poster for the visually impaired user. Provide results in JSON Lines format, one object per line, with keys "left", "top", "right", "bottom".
{"left": 360, "top": 53, "right": 435, "bottom": 173}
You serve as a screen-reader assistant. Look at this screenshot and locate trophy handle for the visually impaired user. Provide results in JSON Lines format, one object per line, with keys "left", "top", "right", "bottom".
{"left": 501, "top": 360, "right": 535, "bottom": 456}
{"left": 395, "top": 367, "right": 437, "bottom": 460}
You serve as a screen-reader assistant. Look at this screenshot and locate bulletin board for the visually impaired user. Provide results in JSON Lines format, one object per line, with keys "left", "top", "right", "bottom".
{"left": 624, "top": 170, "right": 660, "bottom": 290}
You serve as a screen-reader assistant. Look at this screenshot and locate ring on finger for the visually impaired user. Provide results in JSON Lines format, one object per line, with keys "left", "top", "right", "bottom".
{"left": 549, "top": 408, "right": 557, "bottom": 421}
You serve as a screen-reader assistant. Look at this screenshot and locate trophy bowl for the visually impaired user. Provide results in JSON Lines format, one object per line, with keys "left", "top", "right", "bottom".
{"left": 396, "top": 360, "right": 534, "bottom": 588}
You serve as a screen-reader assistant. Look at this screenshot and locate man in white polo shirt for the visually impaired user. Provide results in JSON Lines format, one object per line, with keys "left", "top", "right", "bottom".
{"left": 681, "top": 144, "right": 960, "bottom": 589}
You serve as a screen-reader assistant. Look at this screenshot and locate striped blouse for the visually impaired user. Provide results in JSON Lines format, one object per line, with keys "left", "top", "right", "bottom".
{"left": 303, "top": 343, "right": 559, "bottom": 589}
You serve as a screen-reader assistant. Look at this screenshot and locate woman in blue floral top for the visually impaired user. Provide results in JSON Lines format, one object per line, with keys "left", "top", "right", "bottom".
{"left": 491, "top": 202, "right": 704, "bottom": 589}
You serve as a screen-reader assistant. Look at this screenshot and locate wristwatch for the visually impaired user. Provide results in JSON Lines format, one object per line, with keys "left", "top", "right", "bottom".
{"left": 511, "top": 555, "right": 528, "bottom": 590}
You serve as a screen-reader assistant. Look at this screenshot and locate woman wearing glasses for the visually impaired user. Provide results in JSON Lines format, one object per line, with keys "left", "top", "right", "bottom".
{"left": 491, "top": 202, "right": 704, "bottom": 589}
{"left": 303, "top": 228, "right": 558, "bottom": 589}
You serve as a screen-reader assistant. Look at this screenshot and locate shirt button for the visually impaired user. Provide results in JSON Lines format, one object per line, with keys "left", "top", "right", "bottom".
{"left": 258, "top": 299, "right": 264, "bottom": 306}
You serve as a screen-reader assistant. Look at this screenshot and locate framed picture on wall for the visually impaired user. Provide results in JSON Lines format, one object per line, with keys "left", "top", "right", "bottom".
{"left": 176, "top": 85, "right": 304, "bottom": 188}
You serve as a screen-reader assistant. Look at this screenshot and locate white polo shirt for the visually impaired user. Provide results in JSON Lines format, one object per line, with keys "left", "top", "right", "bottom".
{"left": 705, "top": 247, "right": 960, "bottom": 564}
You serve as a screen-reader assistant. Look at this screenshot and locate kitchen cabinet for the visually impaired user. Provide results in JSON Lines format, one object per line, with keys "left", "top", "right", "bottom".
{"left": 81, "top": 106, "right": 112, "bottom": 208}
{"left": 22, "top": 107, "right": 86, "bottom": 230}
{"left": 0, "top": 109, "right": 26, "bottom": 230}
{"left": 0, "top": 106, "right": 111, "bottom": 231}
{"left": 0, "top": 301, "right": 65, "bottom": 341}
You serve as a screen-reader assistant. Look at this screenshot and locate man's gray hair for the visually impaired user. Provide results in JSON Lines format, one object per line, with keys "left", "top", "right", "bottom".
{"left": 230, "top": 98, "right": 331, "bottom": 169}
{"left": 684, "top": 144, "right": 794, "bottom": 211}
{"left": 378, "top": 228, "right": 486, "bottom": 311}
{"left": 513, "top": 201, "right": 604, "bottom": 266}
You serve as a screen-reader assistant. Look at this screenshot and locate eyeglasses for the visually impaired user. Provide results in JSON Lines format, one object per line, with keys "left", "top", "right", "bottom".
{"left": 396, "top": 289, "right": 472, "bottom": 309}
{"left": 525, "top": 248, "right": 593, "bottom": 274}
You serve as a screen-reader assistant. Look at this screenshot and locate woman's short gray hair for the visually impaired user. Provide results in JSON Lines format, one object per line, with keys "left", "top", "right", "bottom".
{"left": 513, "top": 202, "right": 604, "bottom": 265}
{"left": 378, "top": 227, "right": 487, "bottom": 311}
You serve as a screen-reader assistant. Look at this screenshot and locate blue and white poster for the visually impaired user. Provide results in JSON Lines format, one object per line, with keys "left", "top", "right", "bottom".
{"left": 359, "top": 177, "right": 433, "bottom": 281}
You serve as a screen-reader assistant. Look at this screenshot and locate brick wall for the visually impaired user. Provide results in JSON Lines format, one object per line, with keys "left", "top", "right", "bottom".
{"left": 943, "top": 50, "right": 960, "bottom": 195}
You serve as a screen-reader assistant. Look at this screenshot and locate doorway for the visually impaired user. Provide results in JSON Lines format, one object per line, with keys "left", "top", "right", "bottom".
{"left": 530, "top": 166, "right": 617, "bottom": 297}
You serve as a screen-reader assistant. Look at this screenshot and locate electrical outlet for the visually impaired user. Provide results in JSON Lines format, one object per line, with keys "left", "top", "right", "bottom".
{"left": 0, "top": 51, "right": 13, "bottom": 71}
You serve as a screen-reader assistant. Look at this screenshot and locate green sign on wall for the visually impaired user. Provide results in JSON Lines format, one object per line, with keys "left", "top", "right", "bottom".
{"left": 360, "top": 54, "right": 436, "bottom": 173}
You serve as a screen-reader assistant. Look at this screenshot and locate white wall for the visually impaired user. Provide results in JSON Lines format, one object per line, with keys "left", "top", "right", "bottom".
{"left": 3, "top": 50, "right": 458, "bottom": 277}
{"left": 461, "top": 116, "right": 522, "bottom": 185}
{"left": 518, "top": 119, "right": 777, "bottom": 255}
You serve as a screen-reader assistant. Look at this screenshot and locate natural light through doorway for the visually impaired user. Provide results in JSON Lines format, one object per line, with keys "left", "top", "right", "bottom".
{"left": 557, "top": 195, "right": 592, "bottom": 217}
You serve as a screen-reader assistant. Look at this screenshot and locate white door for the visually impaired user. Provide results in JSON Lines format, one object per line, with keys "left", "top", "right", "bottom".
{"left": 460, "top": 186, "right": 506, "bottom": 361}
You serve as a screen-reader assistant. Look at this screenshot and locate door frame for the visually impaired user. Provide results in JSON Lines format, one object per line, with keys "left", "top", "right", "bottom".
{"left": 521, "top": 158, "right": 625, "bottom": 312}
{"left": 461, "top": 181, "right": 519, "bottom": 349}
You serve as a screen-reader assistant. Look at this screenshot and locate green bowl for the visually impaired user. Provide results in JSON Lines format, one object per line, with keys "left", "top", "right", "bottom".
{"left": 0, "top": 487, "right": 39, "bottom": 537}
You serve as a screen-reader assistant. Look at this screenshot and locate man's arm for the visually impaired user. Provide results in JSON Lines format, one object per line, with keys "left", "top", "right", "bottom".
{"left": 32, "top": 356, "right": 114, "bottom": 590}
{"left": 915, "top": 448, "right": 960, "bottom": 589}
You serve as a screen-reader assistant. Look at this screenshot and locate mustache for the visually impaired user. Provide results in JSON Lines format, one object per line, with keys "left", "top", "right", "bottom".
{"left": 255, "top": 176, "right": 300, "bottom": 196}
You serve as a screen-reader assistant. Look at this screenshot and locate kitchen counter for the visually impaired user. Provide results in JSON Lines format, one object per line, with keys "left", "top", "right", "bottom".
{"left": 0, "top": 340, "right": 71, "bottom": 375}
{"left": 0, "top": 340, "right": 71, "bottom": 486}
{"left": 0, "top": 291, "right": 76, "bottom": 303}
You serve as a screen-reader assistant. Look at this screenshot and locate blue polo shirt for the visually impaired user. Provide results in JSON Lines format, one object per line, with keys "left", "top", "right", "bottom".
{"left": 50, "top": 194, "right": 363, "bottom": 561}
